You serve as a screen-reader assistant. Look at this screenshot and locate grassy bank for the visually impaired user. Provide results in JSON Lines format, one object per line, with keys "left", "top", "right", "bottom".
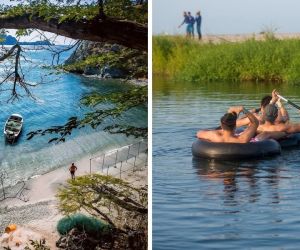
{"left": 153, "top": 35, "right": 300, "bottom": 84}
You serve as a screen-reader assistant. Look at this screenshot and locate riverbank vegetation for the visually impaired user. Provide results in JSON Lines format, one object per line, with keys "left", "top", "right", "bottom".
{"left": 153, "top": 35, "right": 300, "bottom": 84}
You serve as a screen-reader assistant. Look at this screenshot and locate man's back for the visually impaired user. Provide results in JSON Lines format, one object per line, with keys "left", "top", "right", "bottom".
{"left": 197, "top": 106, "right": 259, "bottom": 144}
{"left": 70, "top": 164, "right": 77, "bottom": 171}
{"left": 259, "top": 121, "right": 300, "bottom": 134}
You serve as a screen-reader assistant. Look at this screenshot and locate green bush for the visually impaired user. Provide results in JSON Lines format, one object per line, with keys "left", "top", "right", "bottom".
{"left": 57, "top": 213, "right": 112, "bottom": 237}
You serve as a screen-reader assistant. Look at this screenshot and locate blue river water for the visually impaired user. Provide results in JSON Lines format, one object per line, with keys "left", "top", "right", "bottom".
{"left": 153, "top": 77, "right": 300, "bottom": 249}
{"left": 0, "top": 46, "right": 146, "bottom": 186}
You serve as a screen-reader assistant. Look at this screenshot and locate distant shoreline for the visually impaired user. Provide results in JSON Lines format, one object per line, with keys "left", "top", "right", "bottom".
{"left": 201, "top": 33, "right": 300, "bottom": 43}
{"left": 155, "top": 32, "right": 300, "bottom": 43}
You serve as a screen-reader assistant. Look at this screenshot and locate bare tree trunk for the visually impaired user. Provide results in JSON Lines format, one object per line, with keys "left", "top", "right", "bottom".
{"left": 13, "top": 48, "right": 21, "bottom": 97}
{"left": 98, "top": 0, "right": 105, "bottom": 18}
{"left": 0, "top": 44, "right": 22, "bottom": 97}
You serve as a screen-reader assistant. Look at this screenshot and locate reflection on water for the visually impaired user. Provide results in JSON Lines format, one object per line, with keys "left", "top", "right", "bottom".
{"left": 153, "top": 77, "right": 300, "bottom": 249}
{"left": 193, "top": 158, "right": 282, "bottom": 207}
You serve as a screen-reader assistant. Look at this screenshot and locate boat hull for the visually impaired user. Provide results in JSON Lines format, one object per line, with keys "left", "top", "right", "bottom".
{"left": 4, "top": 114, "right": 23, "bottom": 142}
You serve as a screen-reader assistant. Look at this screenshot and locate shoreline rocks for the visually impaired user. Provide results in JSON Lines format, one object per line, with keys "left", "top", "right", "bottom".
{"left": 64, "top": 41, "right": 147, "bottom": 81}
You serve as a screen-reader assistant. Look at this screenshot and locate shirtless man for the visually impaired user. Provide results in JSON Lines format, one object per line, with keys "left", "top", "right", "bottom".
{"left": 69, "top": 163, "right": 78, "bottom": 180}
{"left": 258, "top": 102, "right": 300, "bottom": 135}
{"left": 197, "top": 106, "right": 259, "bottom": 143}
{"left": 237, "top": 89, "right": 289, "bottom": 127}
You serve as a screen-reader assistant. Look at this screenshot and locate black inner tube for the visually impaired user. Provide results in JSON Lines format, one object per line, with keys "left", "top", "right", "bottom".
{"left": 192, "top": 139, "right": 281, "bottom": 160}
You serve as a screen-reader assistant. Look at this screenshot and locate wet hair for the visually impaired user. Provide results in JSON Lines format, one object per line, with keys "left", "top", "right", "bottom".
{"left": 188, "top": 11, "right": 191, "bottom": 15}
{"left": 261, "top": 95, "right": 272, "bottom": 108}
{"left": 264, "top": 104, "right": 278, "bottom": 123}
{"left": 220, "top": 112, "right": 237, "bottom": 131}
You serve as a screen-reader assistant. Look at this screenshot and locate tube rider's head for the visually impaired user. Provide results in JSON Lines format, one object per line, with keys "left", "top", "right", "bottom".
{"left": 263, "top": 104, "right": 278, "bottom": 124}
{"left": 260, "top": 95, "right": 272, "bottom": 113}
{"left": 183, "top": 11, "right": 187, "bottom": 17}
{"left": 196, "top": 11, "right": 201, "bottom": 16}
{"left": 220, "top": 112, "right": 238, "bottom": 132}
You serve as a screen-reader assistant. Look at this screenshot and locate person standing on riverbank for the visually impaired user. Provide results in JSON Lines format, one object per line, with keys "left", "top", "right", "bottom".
{"left": 69, "top": 163, "right": 78, "bottom": 180}
{"left": 187, "top": 12, "right": 195, "bottom": 38}
{"left": 178, "top": 11, "right": 191, "bottom": 37}
{"left": 195, "top": 11, "right": 202, "bottom": 40}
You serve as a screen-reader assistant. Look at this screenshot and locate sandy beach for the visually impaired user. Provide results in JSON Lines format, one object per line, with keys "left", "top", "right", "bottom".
{"left": 0, "top": 143, "right": 148, "bottom": 249}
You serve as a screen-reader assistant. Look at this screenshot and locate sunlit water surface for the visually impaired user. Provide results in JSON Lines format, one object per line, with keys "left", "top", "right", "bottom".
{"left": 153, "top": 77, "right": 300, "bottom": 249}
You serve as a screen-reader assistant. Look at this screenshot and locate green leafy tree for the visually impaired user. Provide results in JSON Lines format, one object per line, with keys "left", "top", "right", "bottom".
{"left": 0, "top": 0, "right": 147, "bottom": 95}
{"left": 0, "top": 0, "right": 147, "bottom": 50}
{"left": 57, "top": 174, "right": 147, "bottom": 230}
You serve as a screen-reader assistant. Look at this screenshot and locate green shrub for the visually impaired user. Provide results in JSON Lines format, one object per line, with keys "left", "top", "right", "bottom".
{"left": 57, "top": 213, "right": 112, "bottom": 237}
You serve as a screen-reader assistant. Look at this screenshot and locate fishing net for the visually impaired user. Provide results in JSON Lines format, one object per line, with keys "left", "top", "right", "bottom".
{"left": 57, "top": 213, "right": 111, "bottom": 237}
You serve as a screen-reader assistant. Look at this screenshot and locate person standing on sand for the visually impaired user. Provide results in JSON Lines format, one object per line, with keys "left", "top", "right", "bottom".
{"left": 178, "top": 11, "right": 191, "bottom": 37}
{"left": 195, "top": 11, "right": 202, "bottom": 40}
{"left": 69, "top": 163, "right": 78, "bottom": 180}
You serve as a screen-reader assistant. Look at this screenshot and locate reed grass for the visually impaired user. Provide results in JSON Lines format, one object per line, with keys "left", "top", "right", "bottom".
{"left": 153, "top": 35, "right": 300, "bottom": 84}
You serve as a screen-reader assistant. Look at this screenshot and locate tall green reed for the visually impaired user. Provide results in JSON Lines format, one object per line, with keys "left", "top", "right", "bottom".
{"left": 153, "top": 35, "right": 300, "bottom": 84}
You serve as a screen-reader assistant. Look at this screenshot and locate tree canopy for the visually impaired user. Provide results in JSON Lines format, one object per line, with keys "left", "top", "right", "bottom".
{"left": 56, "top": 173, "right": 148, "bottom": 249}
{"left": 57, "top": 174, "right": 147, "bottom": 229}
{"left": 0, "top": 0, "right": 147, "bottom": 50}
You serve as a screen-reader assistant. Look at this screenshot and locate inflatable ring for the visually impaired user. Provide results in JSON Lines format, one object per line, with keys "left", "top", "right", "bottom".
{"left": 278, "top": 134, "right": 299, "bottom": 148}
{"left": 292, "top": 133, "right": 300, "bottom": 145}
{"left": 234, "top": 127, "right": 300, "bottom": 147}
{"left": 192, "top": 139, "right": 281, "bottom": 160}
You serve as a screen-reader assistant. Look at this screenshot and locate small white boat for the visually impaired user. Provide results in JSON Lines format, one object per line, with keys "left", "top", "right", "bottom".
{"left": 4, "top": 114, "right": 23, "bottom": 142}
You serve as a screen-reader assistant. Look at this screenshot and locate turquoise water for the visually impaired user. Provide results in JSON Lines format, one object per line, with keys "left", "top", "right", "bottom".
{"left": 0, "top": 47, "right": 147, "bottom": 186}
{"left": 153, "top": 77, "right": 300, "bottom": 249}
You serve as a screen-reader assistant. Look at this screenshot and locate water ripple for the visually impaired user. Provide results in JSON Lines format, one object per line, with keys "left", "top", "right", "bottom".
{"left": 153, "top": 78, "right": 300, "bottom": 249}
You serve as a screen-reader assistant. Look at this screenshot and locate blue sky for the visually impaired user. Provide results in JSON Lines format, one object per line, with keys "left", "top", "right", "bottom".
{"left": 153, "top": 0, "right": 300, "bottom": 35}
